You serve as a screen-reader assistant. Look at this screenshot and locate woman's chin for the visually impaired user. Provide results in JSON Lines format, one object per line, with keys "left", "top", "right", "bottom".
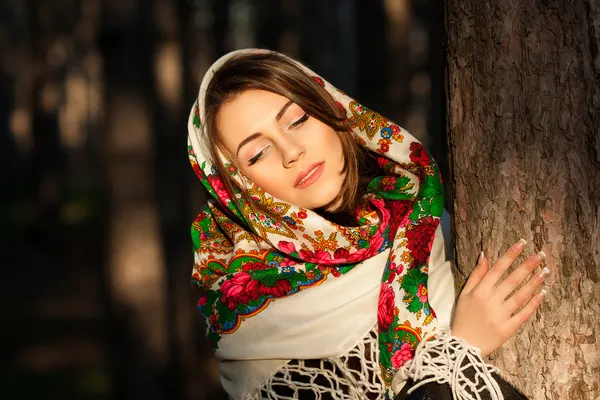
{"left": 304, "top": 194, "right": 341, "bottom": 213}
{"left": 289, "top": 181, "right": 343, "bottom": 211}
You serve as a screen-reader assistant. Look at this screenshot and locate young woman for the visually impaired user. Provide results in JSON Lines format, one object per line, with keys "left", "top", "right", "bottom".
{"left": 188, "top": 49, "right": 548, "bottom": 399}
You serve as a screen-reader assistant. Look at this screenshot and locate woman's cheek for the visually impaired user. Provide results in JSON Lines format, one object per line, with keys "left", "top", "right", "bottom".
{"left": 257, "top": 171, "right": 287, "bottom": 194}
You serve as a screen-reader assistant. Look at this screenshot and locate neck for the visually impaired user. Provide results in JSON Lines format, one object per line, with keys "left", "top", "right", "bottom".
{"left": 314, "top": 150, "right": 382, "bottom": 226}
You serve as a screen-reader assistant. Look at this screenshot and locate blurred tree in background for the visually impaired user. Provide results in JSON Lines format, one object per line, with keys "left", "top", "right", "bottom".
{"left": 0, "top": 0, "right": 446, "bottom": 398}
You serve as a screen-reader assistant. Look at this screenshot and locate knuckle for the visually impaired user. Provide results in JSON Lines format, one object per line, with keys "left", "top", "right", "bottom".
{"left": 522, "top": 311, "right": 534, "bottom": 323}
{"left": 523, "top": 304, "right": 537, "bottom": 319}
{"left": 514, "top": 312, "right": 528, "bottom": 325}
{"left": 506, "top": 273, "right": 523, "bottom": 286}
{"left": 507, "top": 248, "right": 519, "bottom": 258}
{"left": 520, "top": 283, "right": 537, "bottom": 297}
{"left": 471, "top": 269, "right": 485, "bottom": 280}
{"left": 505, "top": 248, "right": 521, "bottom": 260}
{"left": 512, "top": 292, "right": 527, "bottom": 308}
{"left": 526, "top": 259, "right": 540, "bottom": 271}
{"left": 519, "top": 261, "right": 535, "bottom": 273}
{"left": 529, "top": 274, "right": 543, "bottom": 289}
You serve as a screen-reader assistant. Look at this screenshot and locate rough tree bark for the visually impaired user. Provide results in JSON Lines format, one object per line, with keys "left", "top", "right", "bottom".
{"left": 445, "top": 1, "right": 600, "bottom": 399}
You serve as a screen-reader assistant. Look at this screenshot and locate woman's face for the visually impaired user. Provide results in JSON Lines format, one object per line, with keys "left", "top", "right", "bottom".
{"left": 217, "top": 89, "right": 345, "bottom": 210}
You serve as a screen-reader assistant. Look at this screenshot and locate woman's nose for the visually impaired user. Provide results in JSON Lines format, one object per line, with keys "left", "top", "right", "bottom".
{"left": 281, "top": 140, "right": 305, "bottom": 168}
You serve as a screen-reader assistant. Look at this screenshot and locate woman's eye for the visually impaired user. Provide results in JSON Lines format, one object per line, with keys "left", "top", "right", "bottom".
{"left": 288, "top": 113, "right": 309, "bottom": 130}
{"left": 248, "top": 145, "right": 270, "bottom": 166}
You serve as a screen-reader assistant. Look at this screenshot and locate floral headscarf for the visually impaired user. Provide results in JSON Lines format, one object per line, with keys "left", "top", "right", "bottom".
{"left": 188, "top": 49, "right": 445, "bottom": 395}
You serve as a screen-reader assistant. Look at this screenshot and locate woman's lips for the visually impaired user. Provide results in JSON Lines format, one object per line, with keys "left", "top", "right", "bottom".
{"left": 295, "top": 162, "right": 325, "bottom": 189}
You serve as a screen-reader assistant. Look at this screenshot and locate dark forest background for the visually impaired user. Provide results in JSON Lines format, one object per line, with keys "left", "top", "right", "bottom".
{"left": 0, "top": 0, "right": 448, "bottom": 398}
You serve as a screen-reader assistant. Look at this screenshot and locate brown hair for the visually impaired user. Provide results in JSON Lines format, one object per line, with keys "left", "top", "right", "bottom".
{"left": 203, "top": 51, "right": 377, "bottom": 224}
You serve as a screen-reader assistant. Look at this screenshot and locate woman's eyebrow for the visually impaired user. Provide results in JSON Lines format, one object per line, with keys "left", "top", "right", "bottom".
{"left": 235, "top": 100, "right": 294, "bottom": 157}
{"left": 275, "top": 100, "right": 293, "bottom": 121}
{"left": 236, "top": 132, "right": 262, "bottom": 157}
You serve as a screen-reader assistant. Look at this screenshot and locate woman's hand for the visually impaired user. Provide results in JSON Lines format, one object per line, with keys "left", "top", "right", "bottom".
{"left": 450, "top": 239, "right": 549, "bottom": 357}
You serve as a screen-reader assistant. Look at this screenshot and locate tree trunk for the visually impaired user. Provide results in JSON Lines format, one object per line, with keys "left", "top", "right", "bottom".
{"left": 101, "top": 1, "right": 168, "bottom": 398}
{"left": 445, "top": 1, "right": 600, "bottom": 399}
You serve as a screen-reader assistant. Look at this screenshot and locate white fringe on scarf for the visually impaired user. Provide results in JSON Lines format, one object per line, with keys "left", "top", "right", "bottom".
{"left": 249, "top": 324, "right": 387, "bottom": 399}
{"left": 398, "top": 326, "right": 504, "bottom": 400}
{"left": 249, "top": 324, "right": 505, "bottom": 400}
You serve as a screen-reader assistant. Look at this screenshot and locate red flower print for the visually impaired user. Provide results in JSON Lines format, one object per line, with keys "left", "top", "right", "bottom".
{"left": 298, "top": 249, "right": 311, "bottom": 259}
{"left": 278, "top": 241, "right": 297, "bottom": 254}
{"left": 370, "top": 197, "right": 385, "bottom": 210}
{"left": 260, "top": 279, "right": 293, "bottom": 297}
{"left": 417, "top": 283, "right": 428, "bottom": 303}
{"left": 396, "top": 263, "right": 404, "bottom": 274}
{"left": 347, "top": 247, "right": 368, "bottom": 263}
{"left": 318, "top": 264, "right": 342, "bottom": 277}
{"left": 378, "top": 283, "right": 396, "bottom": 331}
{"left": 242, "top": 261, "right": 269, "bottom": 271}
{"left": 194, "top": 103, "right": 201, "bottom": 125}
{"left": 279, "top": 258, "right": 297, "bottom": 268}
{"left": 377, "top": 156, "right": 391, "bottom": 170}
{"left": 313, "top": 76, "right": 325, "bottom": 87}
{"left": 380, "top": 143, "right": 390, "bottom": 153}
{"left": 220, "top": 272, "right": 262, "bottom": 310}
{"left": 406, "top": 217, "right": 437, "bottom": 265}
{"left": 386, "top": 262, "right": 404, "bottom": 283}
{"left": 245, "top": 278, "right": 263, "bottom": 299}
{"left": 370, "top": 198, "right": 391, "bottom": 229}
{"left": 381, "top": 177, "right": 395, "bottom": 186}
{"left": 297, "top": 211, "right": 308, "bottom": 219}
{"left": 209, "top": 313, "right": 219, "bottom": 327}
{"left": 198, "top": 294, "right": 207, "bottom": 307}
{"left": 409, "top": 142, "right": 431, "bottom": 167}
{"left": 300, "top": 249, "right": 333, "bottom": 263}
{"left": 334, "top": 248, "right": 350, "bottom": 261}
{"left": 386, "top": 273, "right": 395, "bottom": 284}
{"left": 347, "top": 233, "right": 384, "bottom": 262}
{"left": 388, "top": 200, "right": 412, "bottom": 237}
{"left": 191, "top": 162, "right": 203, "bottom": 179}
{"left": 391, "top": 343, "right": 414, "bottom": 368}
{"left": 207, "top": 175, "right": 231, "bottom": 201}
{"left": 368, "top": 234, "right": 385, "bottom": 254}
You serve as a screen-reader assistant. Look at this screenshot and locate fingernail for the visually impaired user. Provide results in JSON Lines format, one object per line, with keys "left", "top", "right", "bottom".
{"left": 513, "top": 238, "right": 527, "bottom": 251}
{"left": 536, "top": 267, "right": 550, "bottom": 281}
{"left": 478, "top": 251, "right": 485, "bottom": 265}
{"left": 538, "top": 288, "right": 547, "bottom": 299}
{"left": 535, "top": 251, "right": 547, "bottom": 263}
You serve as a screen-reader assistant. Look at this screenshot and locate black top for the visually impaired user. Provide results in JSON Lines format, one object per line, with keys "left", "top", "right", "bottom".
{"left": 261, "top": 357, "right": 528, "bottom": 399}
{"left": 395, "top": 372, "right": 528, "bottom": 400}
